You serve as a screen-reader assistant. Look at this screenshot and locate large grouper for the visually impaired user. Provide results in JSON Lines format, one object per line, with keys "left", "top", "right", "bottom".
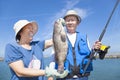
{"left": 53, "top": 18, "right": 68, "bottom": 73}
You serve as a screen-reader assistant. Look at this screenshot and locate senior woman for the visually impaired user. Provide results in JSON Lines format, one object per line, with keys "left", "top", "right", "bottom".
{"left": 4, "top": 20, "right": 68, "bottom": 80}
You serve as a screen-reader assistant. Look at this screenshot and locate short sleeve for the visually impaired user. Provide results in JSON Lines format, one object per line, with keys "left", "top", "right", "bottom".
{"left": 4, "top": 43, "right": 23, "bottom": 64}
{"left": 37, "top": 40, "right": 45, "bottom": 51}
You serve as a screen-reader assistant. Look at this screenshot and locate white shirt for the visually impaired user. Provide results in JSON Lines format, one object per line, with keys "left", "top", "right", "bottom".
{"left": 67, "top": 32, "right": 77, "bottom": 47}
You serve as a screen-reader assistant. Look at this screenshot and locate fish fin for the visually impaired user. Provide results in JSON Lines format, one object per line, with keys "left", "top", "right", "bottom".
{"left": 61, "top": 34, "right": 66, "bottom": 42}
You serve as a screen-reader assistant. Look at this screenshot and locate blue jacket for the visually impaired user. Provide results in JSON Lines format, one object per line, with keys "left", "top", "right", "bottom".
{"left": 64, "top": 32, "right": 93, "bottom": 74}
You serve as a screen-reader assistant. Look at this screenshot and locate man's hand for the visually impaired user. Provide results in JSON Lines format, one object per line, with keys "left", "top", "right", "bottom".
{"left": 92, "top": 41, "right": 102, "bottom": 50}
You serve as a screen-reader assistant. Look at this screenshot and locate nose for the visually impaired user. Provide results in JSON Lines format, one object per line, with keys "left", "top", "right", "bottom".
{"left": 28, "top": 26, "right": 34, "bottom": 33}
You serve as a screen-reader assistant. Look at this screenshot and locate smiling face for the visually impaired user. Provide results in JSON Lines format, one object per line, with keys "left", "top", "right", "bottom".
{"left": 19, "top": 23, "right": 35, "bottom": 44}
{"left": 65, "top": 15, "right": 79, "bottom": 34}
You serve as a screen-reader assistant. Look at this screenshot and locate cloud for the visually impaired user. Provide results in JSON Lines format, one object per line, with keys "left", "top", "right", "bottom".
{"left": 41, "top": 0, "right": 92, "bottom": 57}
{"left": 65, "top": 0, "right": 80, "bottom": 9}
{"left": 52, "top": 0, "right": 89, "bottom": 19}
{"left": 41, "top": 0, "right": 90, "bottom": 39}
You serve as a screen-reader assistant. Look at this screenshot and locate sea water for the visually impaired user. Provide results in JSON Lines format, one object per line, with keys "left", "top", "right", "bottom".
{"left": 90, "top": 59, "right": 120, "bottom": 80}
{"left": 0, "top": 58, "right": 120, "bottom": 80}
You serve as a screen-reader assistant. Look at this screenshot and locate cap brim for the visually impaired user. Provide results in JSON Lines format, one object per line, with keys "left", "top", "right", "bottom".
{"left": 63, "top": 14, "right": 81, "bottom": 23}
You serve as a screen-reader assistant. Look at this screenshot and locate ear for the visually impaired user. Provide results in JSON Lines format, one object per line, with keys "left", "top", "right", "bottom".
{"left": 77, "top": 20, "right": 80, "bottom": 24}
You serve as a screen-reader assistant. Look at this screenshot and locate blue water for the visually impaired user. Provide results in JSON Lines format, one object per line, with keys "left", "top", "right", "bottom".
{"left": 90, "top": 59, "right": 120, "bottom": 80}
{"left": 0, "top": 61, "right": 11, "bottom": 80}
{"left": 0, "top": 59, "right": 120, "bottom": 80}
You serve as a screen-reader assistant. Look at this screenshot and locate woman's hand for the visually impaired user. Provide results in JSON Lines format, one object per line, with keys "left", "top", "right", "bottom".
{"left": 48, "top": 77, "right": 54, "bottom": 80}
{"left": 45, "top": 66, "right": 68, "bottom": 79}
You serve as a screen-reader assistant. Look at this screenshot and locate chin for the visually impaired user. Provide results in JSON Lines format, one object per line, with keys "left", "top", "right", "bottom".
{"left": 68, "top": 31, "right": 75, "bottom": 33}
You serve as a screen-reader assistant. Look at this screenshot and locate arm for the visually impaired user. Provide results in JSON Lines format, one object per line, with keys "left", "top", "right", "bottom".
{"left": 9, "top": 60, "right": 45, "bottom": 77}
{"left": 92, "top": 41, "right": 110, "bottom": 59}
{"left": 9, "top": 60, "right": 68, "bottom": 78}
{"left": 44, "top": 39, "right": 53, "bottom": 49}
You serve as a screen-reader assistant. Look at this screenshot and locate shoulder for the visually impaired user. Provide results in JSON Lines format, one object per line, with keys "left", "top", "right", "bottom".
{"left": 30, "top": 41, "right": 39, "bottom": 45}
{"left": 31, "top": 40, "right": 45, "bottom": 49}
{"left": 76, "top": 32, "right": 87, "bottom": 39}
{"left": 5, "top": 42, "right": 20, "bottom": 49}
{"left": 30, "top": 40, "right": 45, "bottom": 45}
{"left": 5, "top": 42, "right": 23, "bottom": 64}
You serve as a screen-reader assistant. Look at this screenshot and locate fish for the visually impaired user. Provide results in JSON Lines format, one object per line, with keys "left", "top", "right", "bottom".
{"left": 53, "top": 18, "right": 68, "bottom": 73}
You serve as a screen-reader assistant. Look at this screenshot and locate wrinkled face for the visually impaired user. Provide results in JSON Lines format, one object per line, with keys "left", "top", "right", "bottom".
{"left": 20, "top": 23, "right": 34, "bottom": 42}
{"left": 65, "top": 15, "right": 79, "bottom": 33}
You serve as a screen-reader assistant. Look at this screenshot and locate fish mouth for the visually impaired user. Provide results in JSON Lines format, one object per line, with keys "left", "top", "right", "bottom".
{"left": 57, "top": 65, "right": 64, "bottom": 74}
{"left": 57, "top": 69, "right": 64, "bottom": 74}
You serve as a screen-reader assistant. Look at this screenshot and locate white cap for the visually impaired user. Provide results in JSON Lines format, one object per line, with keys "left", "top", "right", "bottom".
{"left": 64, "top": 10, "right": 81, "bottom": 23}
{"left": 13, "top": 20, "right": 38, "bottom": 38}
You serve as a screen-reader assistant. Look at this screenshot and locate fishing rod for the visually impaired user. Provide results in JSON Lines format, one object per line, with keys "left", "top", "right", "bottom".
{"left": 82, "top": 0, "right": 120, "bottom": 76}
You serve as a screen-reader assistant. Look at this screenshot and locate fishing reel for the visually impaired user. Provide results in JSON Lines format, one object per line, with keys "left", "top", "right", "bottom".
{"left": 97, "top": 45, "right": 110, "bottom": 60}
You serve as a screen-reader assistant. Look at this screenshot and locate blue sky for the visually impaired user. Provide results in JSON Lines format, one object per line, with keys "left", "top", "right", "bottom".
{"left": 0, "top": 0, "right": 120, "bottom": 57}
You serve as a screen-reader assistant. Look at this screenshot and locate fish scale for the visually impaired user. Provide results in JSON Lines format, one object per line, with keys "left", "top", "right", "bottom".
{"left": 53, "top": 18, "right": 68, "bottom": 73}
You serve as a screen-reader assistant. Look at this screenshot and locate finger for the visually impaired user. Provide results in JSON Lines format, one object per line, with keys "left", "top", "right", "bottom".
{"left": 48, "top": 77, "right": 54, "bottom": 80}
{"left": 59, "top": 70, "right": 68, "bottom": 78}
{"left": 95, "top": 41, "right": 102, "bottom": 44}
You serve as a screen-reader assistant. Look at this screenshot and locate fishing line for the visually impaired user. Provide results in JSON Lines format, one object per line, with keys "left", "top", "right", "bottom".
{"left": 82, "top": 0, "right": 120, "bottom": 75}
